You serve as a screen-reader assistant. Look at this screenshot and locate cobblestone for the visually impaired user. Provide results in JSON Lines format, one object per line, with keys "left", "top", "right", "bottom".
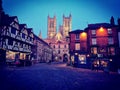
{"left": 0, "top": 62, "right": 120, "bottom": 90}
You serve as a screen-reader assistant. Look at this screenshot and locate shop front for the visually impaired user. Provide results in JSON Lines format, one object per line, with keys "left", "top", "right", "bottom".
{"left": 6, "top": 50, "right": 31, "bottom": 66}
{"left": 70, "top": 52, "right": 87, "bottom": 68}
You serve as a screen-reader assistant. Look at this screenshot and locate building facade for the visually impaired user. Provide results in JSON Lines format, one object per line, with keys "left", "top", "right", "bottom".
{"left": 69, "top": 30, "right": 88, "bottom": 67}
{"left": 45, "top": 14, "right": 71, "bottom": 62}
{"left": 69, "top": 21, "right": 120, "bottom": 71}
{"left": 0, "top": 15, "right": 34, "bottom": 66}
{"left": 33, "top": 34, "right": 53, "bottom": 63}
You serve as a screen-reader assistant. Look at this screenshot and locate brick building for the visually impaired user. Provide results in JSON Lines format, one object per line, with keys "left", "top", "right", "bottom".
{"left": 69, "top": 30, "right": 88, "bottom": 67}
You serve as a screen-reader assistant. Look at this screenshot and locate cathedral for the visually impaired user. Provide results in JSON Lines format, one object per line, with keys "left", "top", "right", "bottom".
{"left": 44, "top": 14, "right": 72, "bottom": 62}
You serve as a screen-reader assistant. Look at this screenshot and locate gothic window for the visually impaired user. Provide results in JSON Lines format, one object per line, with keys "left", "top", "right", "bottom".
{"left": 65, "top": 21, "right": 67, "bottom": 27}
{"left": 50, "top": 21, "right": 54, "bottom": 28}
{"left": 68, "top": 21, "right": 70, "bottom": 27}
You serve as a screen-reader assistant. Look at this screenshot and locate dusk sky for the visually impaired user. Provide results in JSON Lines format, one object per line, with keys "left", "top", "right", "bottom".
{"left": 2, "top": 0, "right": 120, "bottom": 38}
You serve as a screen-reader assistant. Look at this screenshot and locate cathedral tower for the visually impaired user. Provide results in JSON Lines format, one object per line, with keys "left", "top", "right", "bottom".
{"left": 47, "top": 15, "right": 56, "bottom": 39}
{"left": 63, "top": 14, "right": 72, "bottom": 37}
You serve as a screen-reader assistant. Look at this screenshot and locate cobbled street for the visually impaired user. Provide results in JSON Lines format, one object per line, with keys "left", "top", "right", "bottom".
{"left": 0, "top": 62, "right": 120, "bottom": 90}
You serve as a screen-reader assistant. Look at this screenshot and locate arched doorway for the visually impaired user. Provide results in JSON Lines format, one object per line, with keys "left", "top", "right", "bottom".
{"left": 63, "top": 54, "right": 68, "bottom": 62}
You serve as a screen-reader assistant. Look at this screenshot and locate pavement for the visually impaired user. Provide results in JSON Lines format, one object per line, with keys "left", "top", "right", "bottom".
{"left": 0, "top": 62, "right": 120, "bottom": 90}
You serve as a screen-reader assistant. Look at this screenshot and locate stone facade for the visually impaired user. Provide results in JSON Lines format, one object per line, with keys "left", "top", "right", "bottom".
{"left": 45, "top": 14, "right": 72, "bottom": 62}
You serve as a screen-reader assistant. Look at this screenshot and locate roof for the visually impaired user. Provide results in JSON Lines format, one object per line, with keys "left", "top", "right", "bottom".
{"left": 85, "top": 23, "right": 113, "bottom": 30}
{"left": 19, "top": 24, "right": 27, "bottom": 30}
{"left": 69, "top": 29, "right": 84, "bottom": 34}
{"left": 27, "top": 28, "right": 33, "bottom": 34}
{"left": 34, "top": 34, "right": 52, "bottom": 48}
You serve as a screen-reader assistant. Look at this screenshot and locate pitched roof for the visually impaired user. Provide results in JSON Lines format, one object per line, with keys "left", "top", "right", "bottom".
{"left": 19, "top": 24, "right": 27, "bottom": 30}
{"left": 69, "top": 29, "right": 84, "bottom": 34}
{"left": 86, "top": 23, "right": 113, "bottom": 30}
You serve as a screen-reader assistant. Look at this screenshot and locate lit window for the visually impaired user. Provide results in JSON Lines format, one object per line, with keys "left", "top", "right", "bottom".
{"left": 78, "top": 55, "right": 86, "bottom": 64}
{"left": 91, "top": 30, "right": 96, "bottom": 35}
{"left": 108, "top": 37, "right": 113, "bottom": 44}
{"left": 108, "top": 28, "right": 112, "bottom": 34}
{"left": 76, "top": 34, "right": 79, "bottom": 40}
{"left": 92, "top": 38, "right": 97, "bottom": 45}
{"left": 91, "top": 47, "right": 98, "bottom": 54}
{"left": 75, "top": 43, "right": 80, "bottom": 50}
{"left": 108, "top": 47, "right": 115, "bottom": 55}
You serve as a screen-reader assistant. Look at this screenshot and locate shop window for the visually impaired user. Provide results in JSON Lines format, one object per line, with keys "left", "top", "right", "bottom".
{"left": 79, "top": 55, "right": 86, "bottom": 64}
{"left": 6, "top": 51, "right": 16, "bottom": 60}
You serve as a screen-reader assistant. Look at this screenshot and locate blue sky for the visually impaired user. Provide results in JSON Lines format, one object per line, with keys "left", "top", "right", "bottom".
{"left": 2, "top": 0, "right": 120, "bottom": 38}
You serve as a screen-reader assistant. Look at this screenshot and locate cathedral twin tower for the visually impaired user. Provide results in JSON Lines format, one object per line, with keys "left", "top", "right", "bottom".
{"left": 47, "top": 14, "right": 72, "bottom": 39}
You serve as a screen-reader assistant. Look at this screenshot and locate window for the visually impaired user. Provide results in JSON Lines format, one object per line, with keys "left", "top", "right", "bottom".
{"left": 58, "top": 50, "right": 60, "bottom": 54}
{"left": 92, "top": 38, "right": 97, "bottom": 45}
{"left": 91, "top": 47, "right": 97, "bottom": 54}
{"left": 8, "top": 40, "right": 13, "bottom": 45}
{"left": 53, "top": 45, "right": 55, "bottom": 48}
{"left": 76, "top": 34, "right": 79, "bottom": 40}
{"left": 79, "top": 55, "right": 86, "bottom": 64}
{"left": 64, "top": 45, "right": 66, "bottom": 48}
{"left": 75, "top": 43, "right": 80, "bottom": 50}
{"left": 50, "top": 21, "right": 54, "bottom": 28}
{"left": 20, "top": 43, "right": 23, "bottom": 48}
{"left": 108, "top": 37, "right": 113, "bottom": 44}
{"left": 22, "top": 33, "right": 25, "bottom": 39}
{"left": 108, "top": 28, "right": 112, "bottom": 34}
{"left": 108, "top": 47, "right": 115, "bottom": 55}
{"left": 65, "top": 21, "right": 67, "bottom": 27}
{"left": 91, "top": 30, "right": 96, "bottom": 35}
{"left": 59, "top": 45, "right": 60, "bottom": 48}
{"left": 11, "top": 28, "right": 16, "bottom": 34}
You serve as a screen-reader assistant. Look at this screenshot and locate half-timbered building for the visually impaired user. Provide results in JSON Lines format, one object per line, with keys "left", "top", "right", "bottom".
{"left": 1, "top": 15, "right": 34, "bottom": 65}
